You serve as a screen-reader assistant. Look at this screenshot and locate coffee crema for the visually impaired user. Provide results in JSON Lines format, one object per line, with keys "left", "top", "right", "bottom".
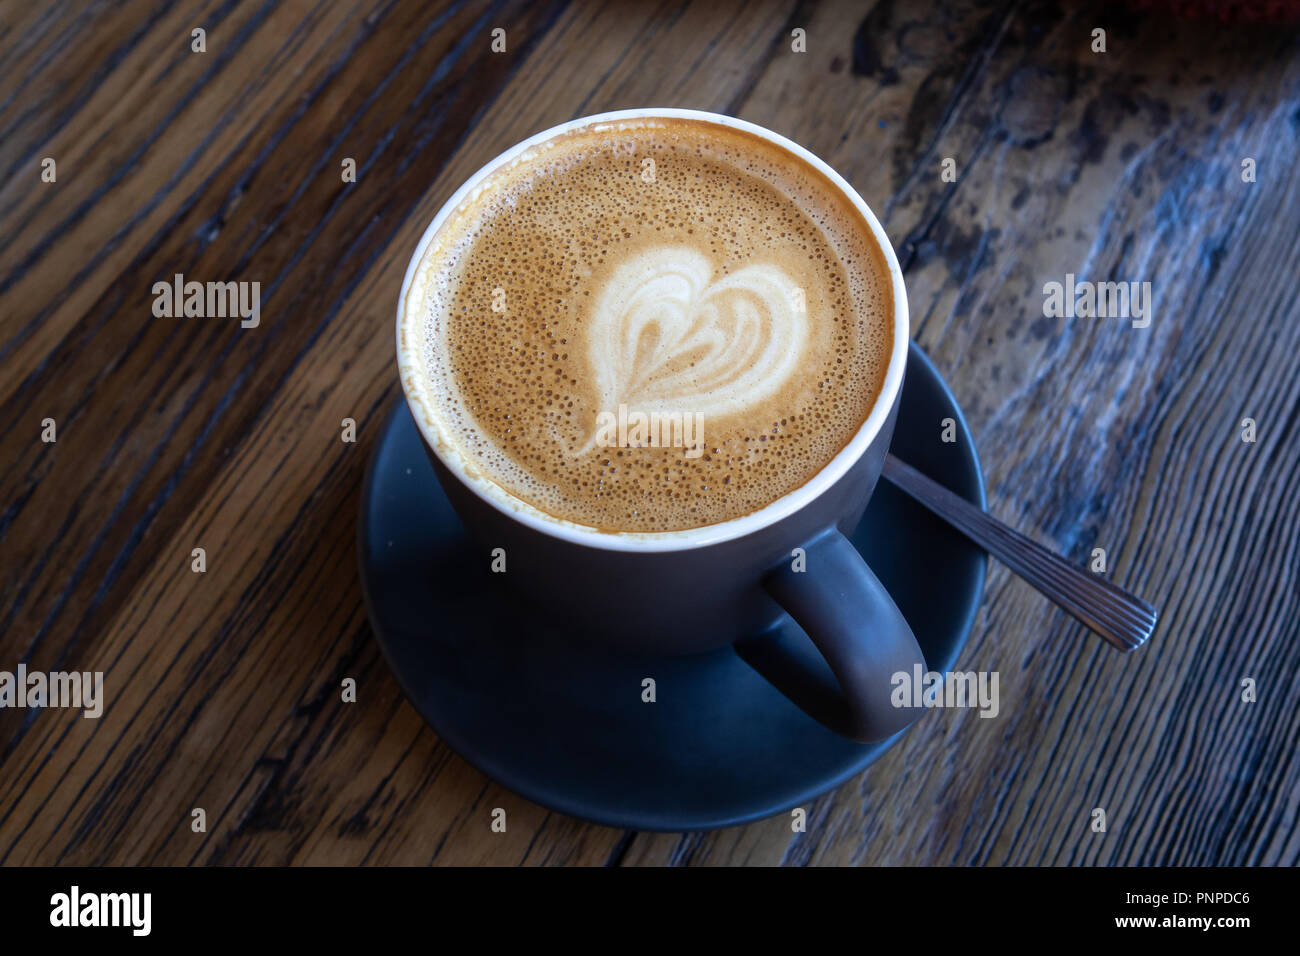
{"left": 405, "top": 117, "right": 893, "bottom": 533}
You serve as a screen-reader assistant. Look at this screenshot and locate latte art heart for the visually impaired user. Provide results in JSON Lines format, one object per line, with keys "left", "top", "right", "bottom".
{"left": 586, "top": 247, "right": 807, "bottom": 431}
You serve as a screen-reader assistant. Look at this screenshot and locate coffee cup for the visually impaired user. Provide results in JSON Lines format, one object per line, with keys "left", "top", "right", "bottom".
{"left": 396, "top": 108, "right": 923, "bottom": 742}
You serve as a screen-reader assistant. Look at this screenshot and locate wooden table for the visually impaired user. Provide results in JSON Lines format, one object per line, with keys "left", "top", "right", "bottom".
{"left": 3, "top": 0, "right": 1297, "bottom": 866}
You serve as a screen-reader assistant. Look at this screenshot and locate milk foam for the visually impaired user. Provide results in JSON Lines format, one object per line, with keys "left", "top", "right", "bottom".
{"left": 586, "top": 246, "right": 806, "bottom": 433}
{"left": 409, "top": 117, "right": 893, "bottom": 533}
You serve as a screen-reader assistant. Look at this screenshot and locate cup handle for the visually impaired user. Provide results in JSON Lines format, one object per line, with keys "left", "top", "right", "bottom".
{"left": 736, "top": 528, "right": 926, "bottom": 743}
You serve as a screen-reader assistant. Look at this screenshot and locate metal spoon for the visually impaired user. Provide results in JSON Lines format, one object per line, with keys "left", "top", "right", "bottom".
{"left": 881, "top": 454, "right": 1157, "bottom": 651}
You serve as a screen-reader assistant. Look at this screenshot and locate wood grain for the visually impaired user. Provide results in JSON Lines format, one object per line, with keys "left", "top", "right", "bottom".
{"left": 1, "top": 0, "right": 1297, "bottom": 866}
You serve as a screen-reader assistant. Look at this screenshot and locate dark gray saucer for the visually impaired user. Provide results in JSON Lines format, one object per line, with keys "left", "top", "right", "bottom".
{"left": 358, "top": 342, "right": 986, "bottom": 831}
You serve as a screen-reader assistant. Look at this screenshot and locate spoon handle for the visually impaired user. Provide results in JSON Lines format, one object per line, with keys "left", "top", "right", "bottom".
{"left": 881, "top": 454, "right": 1157, "bottom": 651}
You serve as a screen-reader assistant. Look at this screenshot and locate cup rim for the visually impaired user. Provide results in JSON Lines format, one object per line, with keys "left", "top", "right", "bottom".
{"left": 396, "top": 108, "right": 909, "bottom": 553}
